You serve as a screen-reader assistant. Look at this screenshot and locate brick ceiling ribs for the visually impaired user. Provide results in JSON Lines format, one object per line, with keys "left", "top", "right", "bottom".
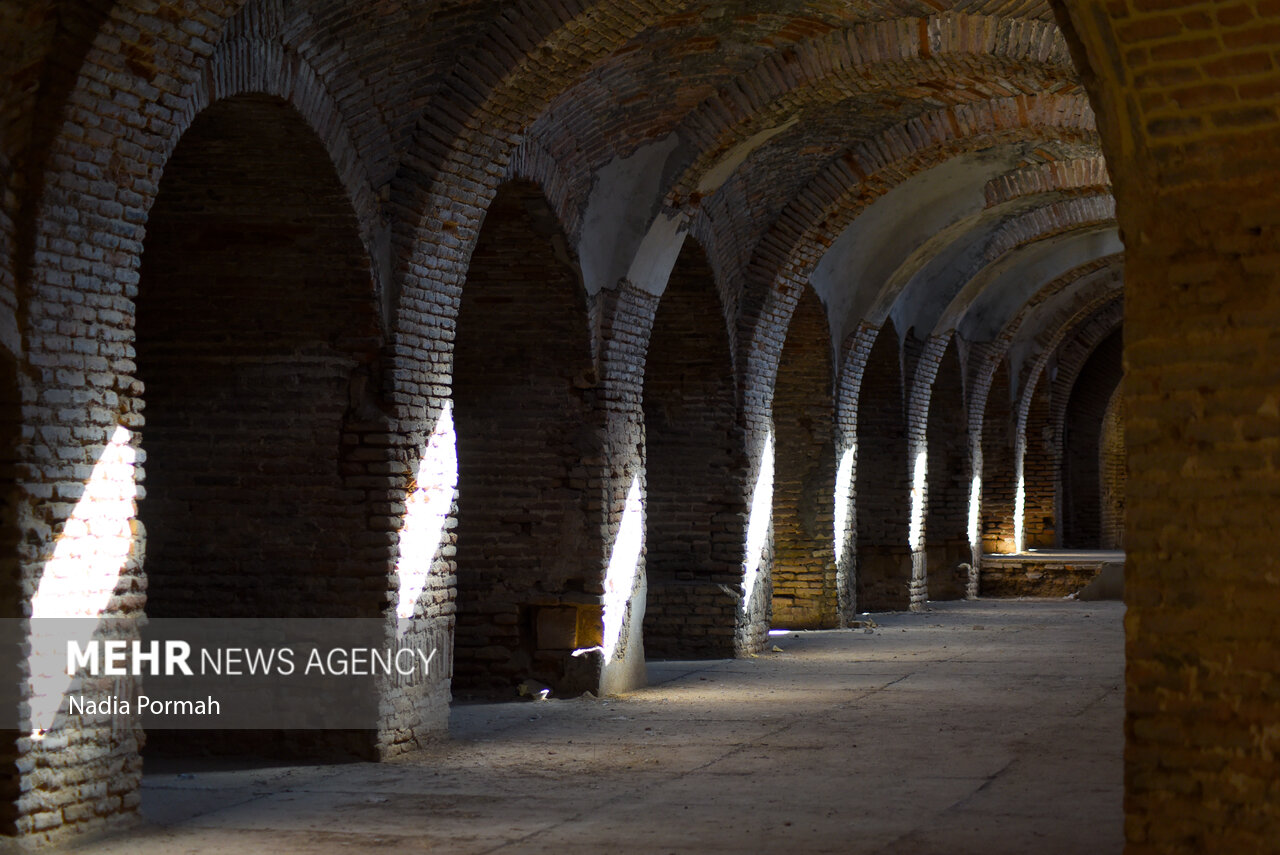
{"left": 3, "top": 0, "right": 1115, "bottom": 389}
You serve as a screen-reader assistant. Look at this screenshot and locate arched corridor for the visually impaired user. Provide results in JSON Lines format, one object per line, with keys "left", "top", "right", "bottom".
{"left": 5, "top": 0, "right": 1280, "bottom": 850}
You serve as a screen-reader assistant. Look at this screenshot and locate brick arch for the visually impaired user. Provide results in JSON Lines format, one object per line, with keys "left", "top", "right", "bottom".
{"left": 771, "top": 285, "right": 837, "bottom": 629}
{"left": 938, "top": 195, "right": 1117, "bottom": 335}
{"left": 963, "top": 255, "right": 1122, "bottom": 502}
{"left": 388, "top": 0, "right": 680, "bottom": 346}
{"left": 642, "top": 238, "right": 745, "bottom": 656}
{"left": 451, "top": 179, "right": 602, "bottom": 699}
{"left": 719, "top": 96, "right": 1099, "bottom": 313}
{"left": 1017, "top": 294, "right": 1123, "bottom": 550}
{"left": 667, "top": 14, "right": 1075, "bottom": 203}
{"left": 984, "top": 155, "right": 1111, "bottom": 207}
{"left": 964, "top": 266, "right": 1122, "bottom": 557}
{"left": 855, "top": 318, "right": 915, "bottom": 611}
{"left": 1060, "top": 326, "right": 1123, "bottom": 547}
{"left": 734, "top": 95, "right": 1099, "bottom": 428}
{"left": 192, "top": 33, "right": 385, "bottom": 272}
{"left": 507, "top": 137, "right": 586, "bottom": 243}
{"left": 966, "top": 253, "right": 1124, "bottom": 430}
{"left": 134, "top": 92, "right": 388, "bottom": 758}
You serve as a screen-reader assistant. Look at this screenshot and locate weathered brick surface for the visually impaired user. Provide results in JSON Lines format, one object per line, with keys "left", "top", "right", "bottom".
{"left": 771, "top": 287, "right": 837, "bottom": 629}
{"left": 1057, "top": 2, "right": 1280, "bottom": 849}
{"left": 979, "top": 359, "right": 1017, "bottom": 556}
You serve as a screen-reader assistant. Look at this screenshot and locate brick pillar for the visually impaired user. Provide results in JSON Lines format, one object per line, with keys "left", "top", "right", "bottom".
{"left": 856, "top": 321, "right": 913, "bottom": 611}
{"left": 833, "top": 326, "right": 878, "bottom": 621}
{"left": 595, "top": 282, "right": 660, "bottom": 694}
{"left": 771, "top": 287, "right": 837, "bottom": 629}
{"left": 642, "top": 242, "right": 745, "bottom": 657}
{"left": 1055, "top": 3, "right": 1280, "bottom": 848}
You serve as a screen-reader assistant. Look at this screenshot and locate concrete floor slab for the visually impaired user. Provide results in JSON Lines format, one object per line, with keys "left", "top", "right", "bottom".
{"left": 73, "top": 600, "right": 1124, "bottom": 854}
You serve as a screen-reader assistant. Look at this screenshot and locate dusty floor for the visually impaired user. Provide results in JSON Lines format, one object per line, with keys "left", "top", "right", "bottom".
{"left": 76, "top": 599, "right": 1124, "bottom": 854}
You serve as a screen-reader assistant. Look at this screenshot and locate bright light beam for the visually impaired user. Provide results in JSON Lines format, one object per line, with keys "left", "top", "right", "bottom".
{"left": 967, "top": 473, "right": 982, "bottom": 548}
{"left": 601, "top": 476, "right": 644, "bottom": 663}
{"left": 742, "top": 431, "right": 775, "bottom": 611}
{"left": 29, "top": 424, "right": 138, "bottom": 735}
{"left": 394, "top": 402, "right": 458, "bottom": 635}
{"left": 908, "top": 448, "right": 928, "bottom": 550}
{"left": 833, "top": 444, "right": 855, "bottom": 564}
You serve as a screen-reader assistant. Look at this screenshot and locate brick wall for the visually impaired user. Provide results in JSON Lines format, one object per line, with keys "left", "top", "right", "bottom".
{"left": 642, "top": 240, "right": 744, "bottom": 657}
{"left": 856, "top": 321, "right": 912, "bottom": 611}
{"left": 451, "top": 181, "right": 602, "bottom": 698}
{"left": 771, "top": 286, "right": 837, "bottom": 629}
{"left": 137, "top": 94, "right": 385, "bottom": 621}
{"left": 1061, "top": 328, "right": 1123, "bottom": 548}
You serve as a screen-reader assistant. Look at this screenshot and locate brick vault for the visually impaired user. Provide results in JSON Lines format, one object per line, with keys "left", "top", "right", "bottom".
{"left": 0, "top": 1, "right": 1276, "bottom": 851}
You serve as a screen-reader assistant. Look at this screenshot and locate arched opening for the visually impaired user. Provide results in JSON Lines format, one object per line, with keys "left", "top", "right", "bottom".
{"left": 452, "top": 181, "right": 600, "bottom": 698}
{"left": 925, "top": 340, "right": 970, "bottom": 600}
{"left": 642, "top": 240, "right": 743, "bottom": 657}
{"left": 135, "top": 94, "right": 386, "bottom": 758}
{"left": 771, "top": 286, "right": 837, "bottom": 628}
{"left": 0, "top": 351, "right": 20, "bottom": 834}
{"left": 856, "top": 321, "right": 911, "bottom": 611}
{"left": 1021, "top": 374, "right": 1058, "bottom": 548}
{"left": 980, "top": 361, "right": 1016, "bottom": 556}
{"left": 1061, "top": 328, "right": 1123, "bottom": 548}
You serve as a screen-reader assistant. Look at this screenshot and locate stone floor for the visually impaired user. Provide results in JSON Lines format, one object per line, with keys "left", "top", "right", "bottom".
{"left": 75, "top": 599, "right": 1125, "bottom": 854}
